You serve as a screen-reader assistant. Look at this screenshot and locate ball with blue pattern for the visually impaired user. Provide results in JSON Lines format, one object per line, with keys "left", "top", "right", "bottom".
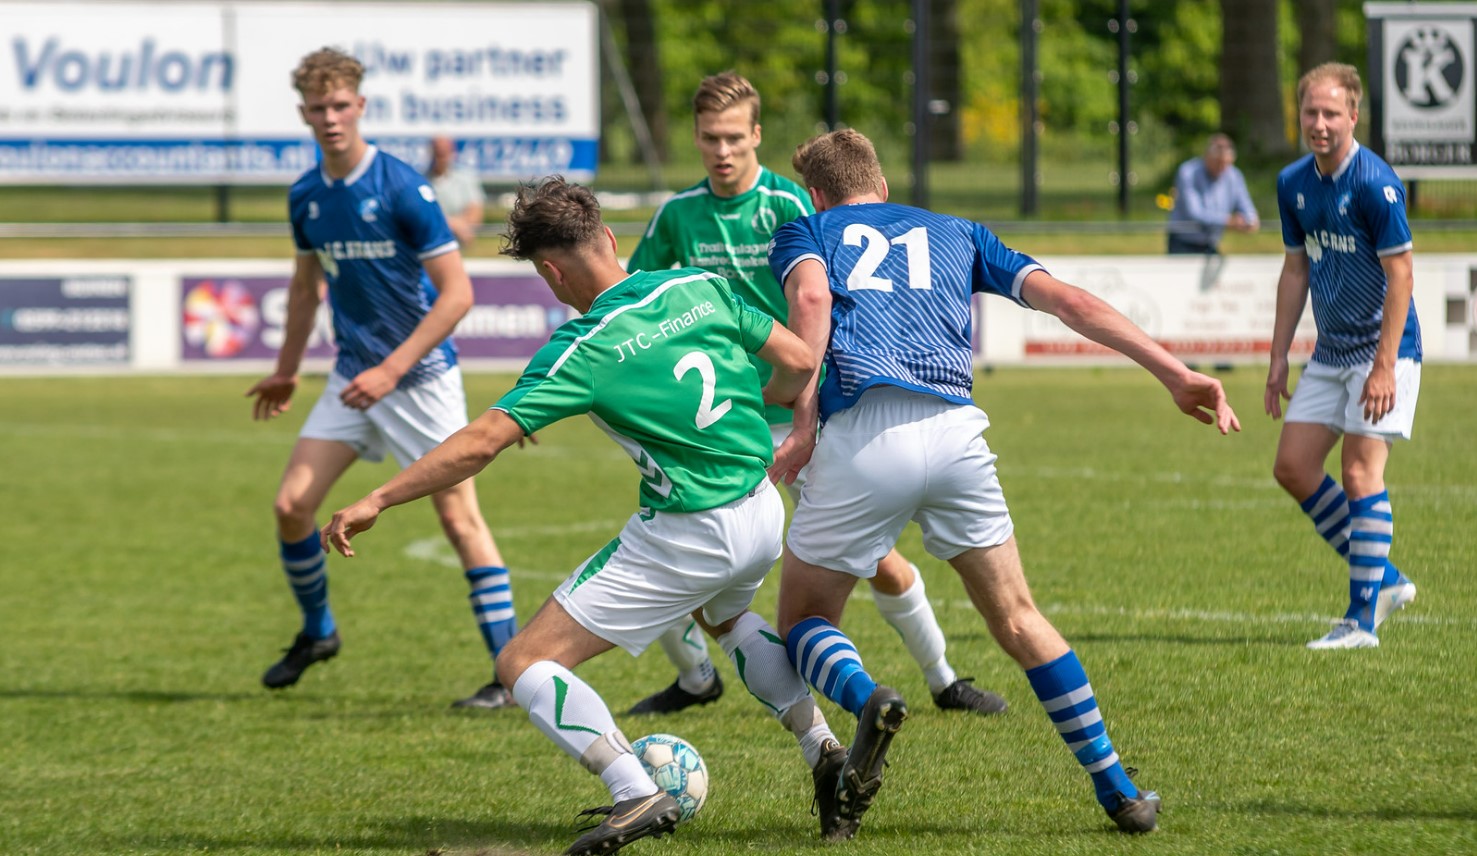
{"left": 631, "top": 733, "right": 708, "bottom": 823}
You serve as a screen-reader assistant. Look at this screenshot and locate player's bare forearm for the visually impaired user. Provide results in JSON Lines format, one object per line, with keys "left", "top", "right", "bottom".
{"left": 1373, "top": 251, "right": 1414, "bottom": 371}
{"left": 1268, "top": 252, "right": 1310, "bottom": 361}
{"left": 322, "top": 410, "right": 522, "bottom": 556}
{"left": 784, "top": 260, "right": 834, "bottom": 364}
{"left": 759, "top": 323, "right": 817, "bottom": 408}
{"left": 1023, "top": 271, "right": 1239, "bottom": 433}
{"left": 377, "top": 251, "right": 474, "bottom": 381}
{"left": 274, "top": 256, "right": 325, "bottom": 376}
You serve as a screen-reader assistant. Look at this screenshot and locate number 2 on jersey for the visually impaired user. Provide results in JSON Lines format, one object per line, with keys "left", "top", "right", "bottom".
{"left": 843, "top": 224, "right": 932, "bottom": 292}
{"left": 673, "top": 351, "right": 733, "bottom": 429}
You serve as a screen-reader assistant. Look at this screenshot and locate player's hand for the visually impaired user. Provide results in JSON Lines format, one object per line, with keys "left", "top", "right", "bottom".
{"left": 247, "top": 373, "right": 297, "bottom": 421}
{"left": 340, "top": 366, "right": 399, "bottom": 410}
{"left": 1360, "top": 363, "right": 1397, "bottom": 423}
{"left": 514, "top": 432, "right": 539, "bottom": 449}
{"left": 321, "top": 498, "right": 382, "bottom": 557}
{"left": 1264, "top": 358, "right": 1291, "bottom": 419}
{"left": 1171, "top": 370, "right": 1240, "bottom": 435}
{"left": 768, "top": 428, "right": 816, "bottom": 486}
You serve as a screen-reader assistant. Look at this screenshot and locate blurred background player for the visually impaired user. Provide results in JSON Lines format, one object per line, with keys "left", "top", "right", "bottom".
{"left": 426, "top": 135, "right": 486, "bottom": 249}
{"left": 1167, "top": 132, "right": 1259, "bottom": 256}
{"left": 322, "top": 176, "right": 859, "bottom": 850}
{"left": 626, "top": 70, "right": 1006, "bottom": 719}
{"left": 771, "top": 128, "right": 1241, "bottom": 834}
{"left": 1266, "top": 62, "right": 1420, "bottom": 650}
{"left": 247, "top": 48, "right": 517, "bottom": 710}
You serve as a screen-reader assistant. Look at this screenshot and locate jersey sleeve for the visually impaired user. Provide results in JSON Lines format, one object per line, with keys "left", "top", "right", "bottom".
{"left": 391, "top": 170, "right": 459, "bottom": 261}
{"left": 768, "top": 219, "right": 824, "bottom": 286}
{"left": 628, "top": 206, "right": 677, "bottom": 272}
{"left": 1277, "top": 171, "right": 1307, "bottom": 252}
{"left": 970, "top": 222, "right": 1038, "bottom": 306}
{"left": 727, "top": 285, "right": 777, "bottom": 354}
{"left": 490, "top": 332, "right": 596, "bottom": 435}
{"left": 1360, "top": 173, "right": 1413, "bottom": 256}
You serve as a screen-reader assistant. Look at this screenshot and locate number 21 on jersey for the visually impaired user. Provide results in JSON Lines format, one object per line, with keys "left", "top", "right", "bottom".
{"left": 844, "top": 224, "right": 932, "bottom": 292}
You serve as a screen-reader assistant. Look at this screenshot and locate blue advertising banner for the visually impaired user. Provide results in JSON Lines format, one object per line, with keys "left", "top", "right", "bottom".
{"left": 0, "top": 276, "right": 131, "bottom": 364}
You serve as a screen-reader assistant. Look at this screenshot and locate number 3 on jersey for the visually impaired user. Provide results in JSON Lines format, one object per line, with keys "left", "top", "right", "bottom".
{"left": 674, "top": 351, "right": 733, "bottom": 429}
{"left": 844, "top": 224, "right": 932, "bottom": 292}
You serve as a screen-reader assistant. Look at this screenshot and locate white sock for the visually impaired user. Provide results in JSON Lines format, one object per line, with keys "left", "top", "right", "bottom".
{"left": 513, "top": 661, "right": 657, "bottom": 802}
{"left": 657, "top": 620, "right": 717, "bottom": 693}
{"left": 872, "top": 566, "right": 956, "bottom": 694}
{"left": 717, "top": 611, "right": 834, "bottom": 767}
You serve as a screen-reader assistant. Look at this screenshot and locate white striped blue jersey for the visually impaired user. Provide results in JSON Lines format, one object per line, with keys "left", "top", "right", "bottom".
{"left": 1277, "top": 142, "right": 1421, "bottom": 366}
{"left": 768, "top": 201, "right": 1042, "bottom": 420}
{"left": 289, "top": 146, "right": 461, "bottom": 387}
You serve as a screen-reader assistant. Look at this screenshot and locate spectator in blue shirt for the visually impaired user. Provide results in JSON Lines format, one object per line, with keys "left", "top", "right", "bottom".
{"left": 1167, "top": 133, "right": 1259, "bottom": 255}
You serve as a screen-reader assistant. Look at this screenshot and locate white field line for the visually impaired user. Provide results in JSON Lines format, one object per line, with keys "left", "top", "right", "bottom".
{"left": 403, "top": 537, "right": 1473, "bottom": 628}
{"left": 7, "top": 420, "right": 1474, "bottom": 500}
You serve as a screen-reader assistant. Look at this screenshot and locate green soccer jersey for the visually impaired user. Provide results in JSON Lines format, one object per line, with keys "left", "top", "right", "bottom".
{"left": 492, "top": 268, "right": 777, "bottom": 513}
{"left": 628, "top": 167, "right": 812, "bottom": 425}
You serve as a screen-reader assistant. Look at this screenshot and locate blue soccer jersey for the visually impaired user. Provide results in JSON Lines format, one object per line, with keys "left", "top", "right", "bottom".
{"left": 1277, "top": 143, "right": 1421, "bottom": 366}
{"left": 769, "top": 201, "right": 1042, "bottom": 420}
{"left": 289, "top": 145, "right": 461, "bottom": 387}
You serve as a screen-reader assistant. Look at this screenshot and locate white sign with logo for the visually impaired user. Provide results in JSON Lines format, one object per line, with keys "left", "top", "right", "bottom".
{"left": 1367, "top": 2, "right": 1477, "bottom": 176}
{"left": 1383, "top": 18, "right": 1473, "bottom": 142}
{"left": 0, "top": 0, "right": 599, "bottom": 184}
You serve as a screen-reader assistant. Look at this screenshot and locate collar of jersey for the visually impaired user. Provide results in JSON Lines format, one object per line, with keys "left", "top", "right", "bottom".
{"left": 320, "top": 145, "right": 379, "bottom": 188}
{"left": 1315, "top": 141, "right": 1359, "bottom": 183}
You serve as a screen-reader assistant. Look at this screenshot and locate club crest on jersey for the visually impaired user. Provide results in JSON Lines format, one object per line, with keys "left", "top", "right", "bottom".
{"left": 1383, "top": 185, "right": 1398, "bottom": 204}
{"left": 359, "top": 198, "right": 380, "bottom": 223}
{"left": 752, "top": 207, "right": 778, "bottom": 235}
{"left": 1296, "top": 193, "right": 1305, "bottom": 210}
{"left": 419, "top": 184, "right": 436, "bottom": 203}
{"left": 308, "top": 201, "right": 320, "bottom": 220}
{"left": 1337, "top": 192, "right": 1351, "bottom": 216}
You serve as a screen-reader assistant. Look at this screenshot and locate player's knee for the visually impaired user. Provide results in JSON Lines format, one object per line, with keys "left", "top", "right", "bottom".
{"left": 272, "top": 494, "right": 316, "bottom": 532}
{"left": 1271, "top": 455, "right": 1311, "bottom": 495}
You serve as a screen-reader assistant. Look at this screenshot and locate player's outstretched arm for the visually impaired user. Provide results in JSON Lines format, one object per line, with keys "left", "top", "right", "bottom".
{"left": 1021, "top": 270, "right": 1240, "bottom": 434}
{"left": 1264, "top": 251, "right": 1310, "bottom": 420}
{"left": 247, "top": 252, "right": 324, "bottom": 420}
{"left": 321, "top": 409, "right": 525, "bottom": 557}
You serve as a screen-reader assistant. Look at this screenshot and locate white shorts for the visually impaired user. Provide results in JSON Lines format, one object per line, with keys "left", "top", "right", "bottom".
{"left": 787, "top": 386, "right": 1014, "bottom": 577}
{"left": 554, "top": 481, "right": 785, "bottom": 656}
{"left": 1284, "top": 358, "right": 1420, "bottom": 440}
{"left": 299, "top": 367, "right": 469, "bottom": 467}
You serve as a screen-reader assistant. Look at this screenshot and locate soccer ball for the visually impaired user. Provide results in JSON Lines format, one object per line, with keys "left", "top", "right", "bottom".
{"left": 631, "top": 733, "right": 708, "bottom": 823}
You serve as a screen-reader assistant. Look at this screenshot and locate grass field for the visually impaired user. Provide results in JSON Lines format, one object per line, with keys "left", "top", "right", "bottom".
{"left": 3, "top": 366, "right": 1475, "bottom": 856}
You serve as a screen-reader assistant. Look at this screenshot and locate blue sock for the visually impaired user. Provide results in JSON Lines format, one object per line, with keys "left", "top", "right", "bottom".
{"left": 1026, "top": 651, "right": 1137, "bottom": 809}
{"left": 281, "top": 533, "right": 334, "bottom": 639}
{"left": 1346, "top": 492, "right": 1393, "bottom": 631}
{"left": 465, "top": 566, "right": 517, "bottom": 660}
{"left": 1299, "top": 475, "right": 1351, "bottom": 558}
{"left": 785, "top": 617, "right": 875, "bottom": 717}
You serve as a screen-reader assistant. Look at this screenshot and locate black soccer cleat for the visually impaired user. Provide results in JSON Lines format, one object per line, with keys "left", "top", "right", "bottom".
{"left": 451, "top": 680, "right": 516, "bottom": 710}
{"left": 932, "top": 677, "right": 1008, "bottom": 716}
{"left": 626, "top": 673, "right": 723, "bottom": 715}
{"left": 261, "top": 631, "right": 341, "bottom": 689}
{"left": 1107, "top": 789, "right": 1162, "bottom": 833}
{"left": 564, "top": 792, "right": 682, "bottom": 855}
{"left": 811, "top": 738, "right": 857, "bottom": 841}
{"left": 837, "top": 685, "right": 908, "bottom": 826}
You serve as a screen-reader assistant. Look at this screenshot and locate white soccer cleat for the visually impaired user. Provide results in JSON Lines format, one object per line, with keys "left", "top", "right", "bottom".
{"left": 1307, "top": 619, "right": 1379, "bottom": 650}
{"left": 1374, "top": 579, "right": 1417, "bottom": 630}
